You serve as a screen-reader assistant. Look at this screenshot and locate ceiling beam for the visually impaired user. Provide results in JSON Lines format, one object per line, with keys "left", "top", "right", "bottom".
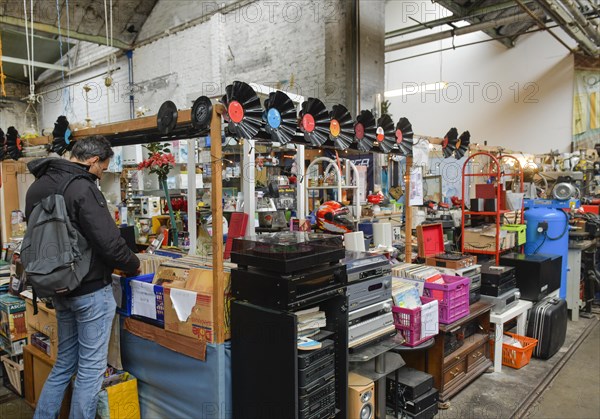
{"left": 386, "top": 0, "right": 537, "bottom": 39}
{"left": 386, "top": 12, "right": 541, "bottom": 52}
{"left": 434, "top": 0, "right": 515, "bottom": 48}
{"left": 0, "top": 15, "right": 131, "bottom": 50}
{"left": 1, "top": 55, "right": 69, "bottom": 72}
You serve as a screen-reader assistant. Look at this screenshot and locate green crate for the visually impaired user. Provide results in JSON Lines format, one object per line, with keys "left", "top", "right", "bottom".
{"left": 502, "top": 224, "right": 526, "bottom": 245}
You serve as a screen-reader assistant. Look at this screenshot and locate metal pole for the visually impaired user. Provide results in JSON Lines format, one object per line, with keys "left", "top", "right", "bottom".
{"left": 405, "top": 156, "right": 413, "bottom": 262}
{"left": 187, "top": 138, "right": 197, "bottom": 255}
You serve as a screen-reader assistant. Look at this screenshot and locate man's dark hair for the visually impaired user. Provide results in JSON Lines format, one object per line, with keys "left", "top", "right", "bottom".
{"left": 70, "top": 135, "right": 114, "bottom": 161}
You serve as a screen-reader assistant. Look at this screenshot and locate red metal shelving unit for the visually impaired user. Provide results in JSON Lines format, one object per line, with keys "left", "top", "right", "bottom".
{"left": 461, "top": 152, "right": 524, "bottom": 264}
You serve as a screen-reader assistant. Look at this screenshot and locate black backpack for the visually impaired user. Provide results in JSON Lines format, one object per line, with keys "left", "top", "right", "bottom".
{"left": 20, "top": 176, "right": 92, "bottom": 299}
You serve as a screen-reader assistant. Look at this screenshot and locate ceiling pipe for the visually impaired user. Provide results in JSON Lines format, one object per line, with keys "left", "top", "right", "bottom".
{"left": 560, "top": 0, "right": 600, "bottom": 44}
{"left": 386, "top": 0, "right": 537, "bottom": 39}
{"left": 515, "top": 0, "right": 575, "bottom": 52}
{"left": 535, "top": 0, "right": 600, "bottom": 55}
{"left": 385, "top": 12, "right": 542, "bottom": 52}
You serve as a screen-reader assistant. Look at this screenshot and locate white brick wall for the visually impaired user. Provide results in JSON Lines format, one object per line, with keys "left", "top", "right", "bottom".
{"left": 37, "top": 0, "right": 385, "bottom": 131}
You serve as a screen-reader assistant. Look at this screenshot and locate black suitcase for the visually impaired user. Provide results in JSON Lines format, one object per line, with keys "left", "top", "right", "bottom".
{"left": 527, "top": 297, "right": 567, "bottom": 359}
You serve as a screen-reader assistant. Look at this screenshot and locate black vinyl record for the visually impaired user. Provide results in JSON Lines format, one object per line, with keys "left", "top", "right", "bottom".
{"left": 191, "top": 96, "right": 213, "bottom": 131}
{"left": 395, "top": 117, "right": 414, "bottom": 156}
{"left": 0, "top": 128, "right": 5, "bottom": 161}
{"left": 264, "top": 91, "right": 297, "bottom": 145}
{"left": 329, "top": 104, "right": 354, "bottom": 150}
{"left": 51, "top": 115, "right": 74, "bottom": 156}
{"left": 455, "top": 130, "right": 471, "bottom": 159}
{"left": 355, "top": 110, "right": 377, "bottom": 152}
{"left": 6, "top": 126, "right": 22, "bottom": 160}
{"left": 299, "top": 98, "right": 329, "bottom": 147}
{"left": 375, "top": 114, "right": 396, "bottom": 153}
{"left": 157, "top": 101, "right": 178, "bottom": 135}
{"left": 442, "top": 127, "right": 459, "bottom": 159}
{"left": 221, "top": 81, "right": 263, "bottom": 139}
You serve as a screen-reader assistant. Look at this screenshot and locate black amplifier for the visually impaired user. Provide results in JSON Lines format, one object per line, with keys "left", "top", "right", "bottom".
{"left": 387, "top": 387, "right": 439, "bottom": 415}
{"left": 300, "top": 401, "right": 336, "bottom": 419}
{"left": 298, "top": 378, "right": 336, "bottom": 412}
{"left": 232, "top": 264, "right": 346, "bottom": 310}
{"left": 299, "top": 370, "right": 335, "bottom": 397}
{"left": 481, "top": 264, "right": 515, "bottom": 287}
{"left": 403, "top": 400, "right": 439, "bottom": 419}
{"left": 386, "top": 367, "right": 433, "bottom": 401}
{"left": 298, "top": 353, "right": 335, "bottom": 388}
{"left": 481, "top": 277, "right": 517, "bottom": 297}
{"left": 469, "top": 288, "right": 481, "bottom": 305}
{"left": 298, "top": 340, "right": 335, "bottom": 369}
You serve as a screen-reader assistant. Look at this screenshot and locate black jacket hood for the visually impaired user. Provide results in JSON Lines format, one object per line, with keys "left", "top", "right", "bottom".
{"left": 27, "top": 157, "right": 96, "bottom": 180}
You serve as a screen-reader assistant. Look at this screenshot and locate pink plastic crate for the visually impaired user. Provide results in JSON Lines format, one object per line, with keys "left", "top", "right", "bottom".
{"left": 392, "top": 297, "right": 439, "bottom": 347}
{"left": 424, "top": 274, "right": 470, "bottom": 324}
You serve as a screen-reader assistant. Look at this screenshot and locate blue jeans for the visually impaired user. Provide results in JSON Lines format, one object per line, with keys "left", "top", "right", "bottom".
{"left": 34, "top": 284, "right": 116, "bottom": 419}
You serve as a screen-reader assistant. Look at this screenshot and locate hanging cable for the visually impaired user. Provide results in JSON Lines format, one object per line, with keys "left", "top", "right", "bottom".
{"left": 0, "top": 32, "right": 6, "bottom": 96}
{"left": 55, "top": 0, "right": 67, "bottom": 114}
{"left": 30, "top": 0, "right": 34, "bottom": 96}
{"left": 22, "top": 0, "right": 32, "bottom": 85}
{"left": 110, "top": 0, "right": 113, "bottom": 48}
{"left": 103, "top": 0, "right": 109, "bottom": 47}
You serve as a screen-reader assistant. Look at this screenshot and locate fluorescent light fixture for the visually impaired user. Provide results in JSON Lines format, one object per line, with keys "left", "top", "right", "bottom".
{"left": 384, "top": 81, "right": 448, "bottom": 98}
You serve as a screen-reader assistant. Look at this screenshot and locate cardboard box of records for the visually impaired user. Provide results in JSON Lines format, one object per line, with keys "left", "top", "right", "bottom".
{"left": 463, "top": 225, "right": 516, "bottom": 252}
{"left": 153, "top": 257, "right": 234, "bottom": 344}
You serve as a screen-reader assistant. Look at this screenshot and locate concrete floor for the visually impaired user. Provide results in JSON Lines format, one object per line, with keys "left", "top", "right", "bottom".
{"left": 1, "top": 314, "right": 599, "bottom": 419}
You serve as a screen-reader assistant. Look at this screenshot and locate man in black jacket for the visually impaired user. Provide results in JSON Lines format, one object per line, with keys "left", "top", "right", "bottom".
{"left": 25, "top": 135, "right": 140, "bottom": 419}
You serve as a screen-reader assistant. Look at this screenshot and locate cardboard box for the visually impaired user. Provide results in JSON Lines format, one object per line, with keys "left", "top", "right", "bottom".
{"left": 0, "top": 335, "right": 27, "bottom": 356}
{"left": 153, "top": 265, "right": 193, "bottom": 286}
{"left": 163, "top": 269, "right": 231, "bottom": 344}
{"left": 24, "top": 298, "right": 57, "bottom": 360}
{"left": 0, "top": 294, "right": 27, "bottom": 342}
{"left": 463, "top": 226, "right": 516, "bottom": 252}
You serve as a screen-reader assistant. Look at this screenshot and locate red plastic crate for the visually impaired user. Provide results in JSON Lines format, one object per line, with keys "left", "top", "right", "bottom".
{"left": 424, "top": 275, "right": 470, "bottom": 324}
{"left": 392, "top": 297, "right": 439, "bottom": 347}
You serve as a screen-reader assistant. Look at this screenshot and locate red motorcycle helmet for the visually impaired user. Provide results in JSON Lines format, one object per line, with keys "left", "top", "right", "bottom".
{"left": 316, "top": 201, "right": 354, "bottom": 234}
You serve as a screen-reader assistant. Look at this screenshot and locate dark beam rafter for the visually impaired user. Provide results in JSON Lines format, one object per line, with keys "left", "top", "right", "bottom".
{"left": 434, "top": 0, "right": 516, "bottom": 48}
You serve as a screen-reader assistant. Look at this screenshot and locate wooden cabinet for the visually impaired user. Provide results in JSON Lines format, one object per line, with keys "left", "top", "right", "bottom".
{"left": 400, "top": 301, "right": 493, "bottom": 402}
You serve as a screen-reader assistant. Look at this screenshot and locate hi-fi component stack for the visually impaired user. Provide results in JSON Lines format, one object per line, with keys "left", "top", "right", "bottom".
{"left": 479, "top": 263, "right": 520, "bottom": 313}
{"left": 231, "top": 232, "right": 348, "bottom": 419}
{"left": 344, "top": 251, "right": 396, "bottom": 350}
{"left": 386, "top": 367, "right": 439, "bottom": 419}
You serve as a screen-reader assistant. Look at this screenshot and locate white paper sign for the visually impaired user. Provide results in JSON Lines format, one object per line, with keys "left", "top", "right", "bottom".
{"left": 409, "top": 167, "right": 424, "bottom": 206}
{"left": 169, "top": 288, "right": 198, "bottom": 322}
{"left": 131, "top": 281, "right": 157, "bottom": 320}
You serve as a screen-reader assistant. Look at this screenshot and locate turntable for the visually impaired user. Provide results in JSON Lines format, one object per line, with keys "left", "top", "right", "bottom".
{"left": 231, "top": 232, "right": 345, "bottom": 273}
{"left": 417, "top": 223, "right": 477, "bottom": 269}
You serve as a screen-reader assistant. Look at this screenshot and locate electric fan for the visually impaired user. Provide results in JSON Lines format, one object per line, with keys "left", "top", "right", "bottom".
{"left": 6, "top": 127, "right": 22, "bottom": 160}
{"left": 455, "top": 130, "right": 471, "bottom": 159}
{"left": 264, "top": 91, "right": 297, "bottom": 145}
{"left": 52, "top": 116, "right": 74, "bottom": 156}
{"left": 299, "top": 98, "right": 329, "bottom": 147}
{"left": 157, "top": 101, "right": 178, "bottom": 135}
{"left": 221, "top": 81, "right": 263, "bottom": 139}
{"left": 355, "top": 110, "right": 377, "bottom": 152}
{"left": 395, "top": 117, "right": 414, "bottom": 156}
{"left": 442, "top": 127, "right": 459, "bottom": 158}
{"left": 374, "top": 114, "right": 396, "bottom": 153}
{"left": 329, "top": 104, "right": 354, "bottom": 150}
{"left": 0, "top": 128, "right": 5, "bottom": 161}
